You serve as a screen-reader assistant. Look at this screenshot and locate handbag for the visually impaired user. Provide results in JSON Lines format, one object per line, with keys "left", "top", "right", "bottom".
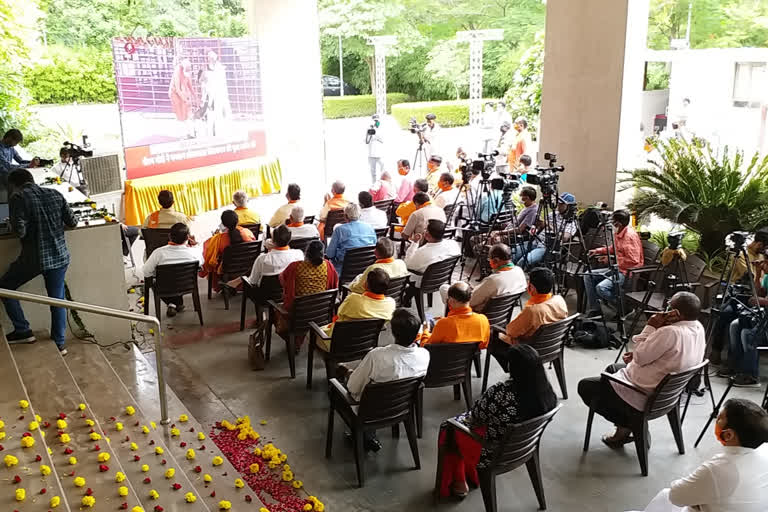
{"left": 248, "top": 328, "right": 266, "bottom": 371}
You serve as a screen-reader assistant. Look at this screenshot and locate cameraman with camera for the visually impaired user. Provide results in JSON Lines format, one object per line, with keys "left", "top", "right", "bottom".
{"left": 366, "top": 115, "right": 384, "bottom": 183}
{"left": 521, "top": 192, "right": 578, "bottom": 268}
{"left": 423, "top": 113, "right": 440, "bottom": 158}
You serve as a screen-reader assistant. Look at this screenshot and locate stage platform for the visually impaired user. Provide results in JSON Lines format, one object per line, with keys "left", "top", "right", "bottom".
{"left": 124, "top": 157, "right": 283, "bottom": 226}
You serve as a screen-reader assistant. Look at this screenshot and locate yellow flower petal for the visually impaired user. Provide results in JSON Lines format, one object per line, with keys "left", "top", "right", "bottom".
{"left": 203, "top": 473, "right": 212, "bottom": 483}
{"left": 119, "top": 486, "right": 129, "bottom": 497}
{"left": 179, "top": 414, "right": 188, "bottom": 422}
{"left": 81, "top": 495, "right": 96, "bottom": 507}
{"left": 40, "top": 464, "right": 52, "bottom": 476}
{"left": 212, "top": 456, "right": 223, "bottom": 466}
{"left": 155, "top": 446, "right": 164, "bottom": 455}
{"left": 15, "top": 488, "right": 26, "bottom": 501}
{"left": 78, "top": 403, "right": 86, "bottom": 410}
{"left": 141, "top": 464, "right": 150, "bottom": 472}
{"left": 19, "top": 399, "right": 29, "bottom": 409}
{"left": 116, "top": 422, "right": 124, "bottom": 431}
{"left": 115, "top": 471, "right": 126, "bottom": 483}
{"left": 185, "top": 492, "right": 197, "bottom": 503}
{"left": 74, "top": 476, "right": 86, "bottom": 487}
{"left": 165, "top": 468, "right": 175, "bottom": 479}
{"left": 234, "top": 478, "right": 244, "bottom": 488}
{"left": 98, "top": 452, "right": 110, "bottom": 462}
{"left": 125, "top": 405, "right": 136, "bottom": 416}
{"left": 50, "top": 495, "right": 61, "bottom": 508}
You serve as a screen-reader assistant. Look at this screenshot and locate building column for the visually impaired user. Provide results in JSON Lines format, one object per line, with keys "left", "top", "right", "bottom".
{"left": 538, "top": 0, "right": 649, "bottom": 207}
{"left": 245, "top": 0, "right": 326, "bottom": 192}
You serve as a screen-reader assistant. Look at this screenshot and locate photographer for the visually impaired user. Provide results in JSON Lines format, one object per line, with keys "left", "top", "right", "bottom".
{"left": 0, "top": 129, "right": 40, "bottom": 175}
{"left": 423, "top": 113, "right": 440, "bottom": 158}
{"left": 366, "top": 115, "right": 384, "bottom": 183}
{"left": 520, "top": 192, "right": 578, "bottom": 268}
{"left": 51, "top": 148, "right": 78, "bottom": 187}
{"left": 583, "top": 209, "right": 643, "bottom": 317}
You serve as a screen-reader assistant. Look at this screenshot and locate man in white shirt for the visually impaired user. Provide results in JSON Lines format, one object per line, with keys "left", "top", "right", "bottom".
{"left": 249, "top": 225, "right": 304, "bottom": 286}
{"left": 344, "top": 308, "right": 430, "bottom": 451}
{"left": 404, "top": 219, "right": 460, "bottom": 291}
{"left": 578, "top": 292, "right": 706, "bottom": 447}
{"left": 629, "top": 398, "right": 768, "bottom": 512}
{"left": 440, "top": 243, "right": 526, "bottom": 312}
{"left": 432, "top": 172, "right": 461, "bottom": 210}
{"left": 367, "top": 115, "right": 384, "bottom": 183}
{"left": 142, "top": 223, "right": 204, "bottom": 317}
{"left": 402, "top": 192, "right": 447, "bottom": 241}
{"left": 284, "top": 206, "right": 320, "bottom": 240}
{"left": 51, "top": 147, "right": 83, "bottom": 189}
{"left": 357, "top": 190, "right": 388, "bottom": 229}
{"left": 423, "top": 113, "right": 440, "bottom": 159}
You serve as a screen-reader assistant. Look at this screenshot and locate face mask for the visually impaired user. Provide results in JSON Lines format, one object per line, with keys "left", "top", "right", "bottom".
{"left": 714, "top": 423, "right": 728, "bottom": 446}
{"left": 398, "top": 167, "right": 409, "bottom": 176}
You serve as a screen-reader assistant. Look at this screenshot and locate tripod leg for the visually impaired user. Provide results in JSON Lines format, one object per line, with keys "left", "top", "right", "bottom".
{"left": 694, "top": 378, "right": 734, "bottom": 448}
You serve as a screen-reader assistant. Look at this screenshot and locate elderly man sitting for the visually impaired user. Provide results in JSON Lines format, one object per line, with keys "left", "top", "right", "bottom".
{"left": 347, "top": 237, "right": 408, "bottom": 295}
{"left": 285, "top": 206, "right": 320, "bottom": 240}
{"left": 577, "top": 291, "right": 705, "bottom": 447}
{"left": 404, "top": 219, "right": 461, "bottom": 291}
{"left": 232, "top": 189, "right": 261, "bottom": 225}
{"left": 369, "top": 171, "right": 396, "bottom": 202}
{"left": 432, "top": 172, "right": 461, "bottom": 209}
{"left": 402, "top": 192, "right": 446, "bottom": 241}
{"left": 318, "top": 180, "right": 349, "bottom": 239}
{"left": 358, "top": 190, "right": 388, "bottom": 229}
{"left": 326, "top": 202, "right": 377, "bottom": 274}
{"left": 419, "top": 281, "right": 490, "bottom": 349}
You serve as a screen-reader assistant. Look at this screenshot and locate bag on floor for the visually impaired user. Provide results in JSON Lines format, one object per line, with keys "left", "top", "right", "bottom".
{"left": 248, "top": 328, "right": 266, "bottom": 371}
{"left": 570, "top": 319, "right": 619, "bottom": 349}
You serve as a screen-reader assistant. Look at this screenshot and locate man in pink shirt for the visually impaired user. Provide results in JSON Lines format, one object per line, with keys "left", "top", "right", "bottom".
{"left": 369, "top": 171, "right": 396, "bottom": 202}
{"left": 583, "top": 209, "right": 643, "bottom": 317}
{"left": 394, "top": 159, "right": 415, "bottom": 203}
{"left": 578, "top": 292, "right": 706, "bottom": 447}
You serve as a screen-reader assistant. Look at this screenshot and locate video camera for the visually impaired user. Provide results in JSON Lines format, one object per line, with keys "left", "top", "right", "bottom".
{"left": 667, "top": 232, "right": 685, "bottom": 250}
{"left": 408, "top": 117, "right": 427, "bottom": 135}
{"left": 63, "top": 137, "right": 93, "bottom": 162}
{"left": 365, "top": 115, "right": 381, "bottom": 144}
{"left": 472, "top": 151, "right": 500, "bottom": 180}
{"left": 726, "top": 231, "right": 750, "bottom": 253}
{"left": 526, "top": 152, "right": 564, "bottom": 196}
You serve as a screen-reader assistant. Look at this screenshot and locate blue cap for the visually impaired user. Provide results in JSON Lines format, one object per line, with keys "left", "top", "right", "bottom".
{"left": 558, "top": 192, "right": 576, "bottom": 204}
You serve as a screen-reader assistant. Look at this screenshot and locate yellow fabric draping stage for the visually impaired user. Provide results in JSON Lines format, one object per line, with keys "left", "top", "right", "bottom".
{"left": 124, "top": 157, "right": 282, "bottom": 226}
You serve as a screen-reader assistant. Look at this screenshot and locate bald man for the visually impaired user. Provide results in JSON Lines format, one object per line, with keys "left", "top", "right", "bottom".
{"left": 418, "top": 281, "right": 491, "bottom": 349}
{"left": 578, "top": 291, "right": 706, "bottom": 447}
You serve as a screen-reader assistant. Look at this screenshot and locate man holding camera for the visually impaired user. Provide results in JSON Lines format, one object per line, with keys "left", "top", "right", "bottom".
{"left": 423, "top": 113, "right": 440, "bottom": 159}
{"left": 519, "top": 192, "right": 578, "bottom": 268}
{"left": 366, "top": 115, "right": 384, "bottom": 183}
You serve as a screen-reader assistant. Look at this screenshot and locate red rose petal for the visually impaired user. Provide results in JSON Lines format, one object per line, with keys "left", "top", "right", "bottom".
{"left": 22, "top": 432, "right": 31, "bottom": 437}
{"left": 59, "top": 413, "right": 66, "bottom": 419}
{"left": 93, "top": 445, "right": 100, "bottom": 451}
{"left": 99, "top": 464, "right": 109, "bottom": 472}
{"left": 143, "top": 477, "right": 151, "bottom": 484}
{"left": 245, "top": 495, "right": 252, "bottom": 502}
{"left": 120, "top": 503, "right": 128, "bottom": 509}
{"left": 0, "top": 445, "right": 4, "bottom": 451}
{"left": 179, "top": 442, "right": 186, "bottom": 448}
{"left": 188, "top": 428, "right": 194, "bottom": 432}
{"left": 40, "top": 488, "right": 47, "bottom": 494}
{"left": 18, "top": 415, "right": 24, "bottom": 420}
{"left": 172, "top": 483, "right": 182, "bottom": 490}
{"left": 85, "top": 488, "right": 93, "bottom": 496}
{"left": 35, "top": 455, "right": 42, "bottom": 462}
{"left": 13, "top": 475, "right": 21, "bottom": 483}
{"left": 64, "top": 448, "right": 73, "bottom": 454}
{"left": 160, "top": 459, "right": 167, "bottom": 465}
{"left": 154, "top": 507, "right": 164, "bottom": 512}
{"left": 210, "top": 491, "right": 216, "bottom": 497}
{"left": 134, "top": 421, "right": 139, "bottom": 426}
{"left": 110, "top": 417, "right": 116, "bottom": 422}
{"left": 193, "top": 466, "right": 201, "bottom": 473}
{"left": 134, "top": 455, "right": 141, "bottom": 461}
{"left": 149, "top": 440, "right": 155, "bottom": 445}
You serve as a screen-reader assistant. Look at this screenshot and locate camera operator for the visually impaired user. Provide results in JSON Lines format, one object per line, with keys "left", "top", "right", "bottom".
{"left": 583, "top": 209, "right": 643, "bottom": 317}
{"left": 710, "top": 229, "right": 768, "bottom": 366}
{"left": 520, "top": 192, "right": 578, "bottom": 268}
{"left": 0, "top": 129, "right": 41, "bottom": 176}
{"left": 366, "top": 115, "right": 384, "bottom": 183}
{"left": 423, "top": 113, "right": 440, "bottom": 158}
{"left": 469, "top": 184, "right": 533, "bottom": 259}
{"left": 51, "top": 147, "right": 83, "bottom": 189}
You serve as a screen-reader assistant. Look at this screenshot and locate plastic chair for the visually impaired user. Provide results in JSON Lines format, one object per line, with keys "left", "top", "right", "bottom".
{"left": 144, "top": 261, "right": 203, "bottom": 325}
{"left": 208, "top": 240, "right": 262, "bottom": 309}
{"left": 411, "top": 255, "right": 461, "bottom": 322}
{"left": 141, "top": 228, "right": 172, "bottom": 259}
{"left": 240, "top": 274, "right": 283, "bottom": 331}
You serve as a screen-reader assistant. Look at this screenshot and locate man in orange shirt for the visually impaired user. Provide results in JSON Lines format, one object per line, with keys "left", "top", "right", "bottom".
{"left": 420, "top": 282, "right": 490, "bottom": 349}
{"left": 394, "top": 179, "right": 429, "bottom": 235}
{"left": 501, "top": 267, "right": 568, "bottom": 345}
{"left": 317, "top": 180, "right": 349, "bottom": 240}
{"left": 507, "top": 118, "right": 531, "bottom": 169}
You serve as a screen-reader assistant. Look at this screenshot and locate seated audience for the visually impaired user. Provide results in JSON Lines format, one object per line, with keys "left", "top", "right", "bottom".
{"left": 402, "top": 192, "right": 447, "bottom": 241}
{"left": 630, "top": 399, "right": 768, "bottom": 512}
{"left": 419, "top": 282, "right": 490, "bottom": 349}
{"left": 318, "top": 269, "right": 396, "bottom": 349}
{"left": 404, "top": 220, "right": 461, "bottom": 289}
{"left": 394, "top": 159, "right": 414, "bottom": 203}
{"left": 343, "top": 308, "right": 430, "bottom": 452}
{"left": 278, "top": 240, "right": 339, "bottom": 349}
{"left": 436, "top": 344, "right": 557, "bottom": 498}
{"left": 577, "top": 292, "right": 705, "bottom": 447}
{"left": 248, "top": 225, "right": 303, "bottom": 287}
{"left": 517, "top": 154, "right": 532, "bottom": 181}
{"left": 232, "top": 189, "right": 261, "bottom": 225}
{"left": 474, "top": 178, "right": 508, "bottom": 225}
{"left": 432, "top": 172, "right": 461, "bottom": 209}
{"left": 358, "top": 190, "right": 388, "bottom": 229}
{"left": 142, "top": 190, "right": 191, "bottom": 228}
{"left": 269, "top": 183, "right": 301, "bottom": 228}
{"left": 501, "top": 267, "right": 568, "bottom": 345}
{"left": 425, "top": 155, "right": 444, "bottom": 193}
{"left": 285, "top": 206, "right": 320, "bottom": 240}
{"left": 142, "top": 223, "right": 203, "bottom": 317}
{"left": 369, "top": 171, "right": 396, "bottom": 202}
{"left": 347, "top": 237, "right": 408, "bottom": 295}
{"left": 519, "top": 192, "right": 577, "bottom": 268}
{"left": 326, "top": 203, "right": 377, "bottom": 274}
{"left": 470, "top": 185, "right": 538, "bottom": 257}
{"left": 440, "top": 243, "right": 526, "bottom": 312}
{"left": 583, "top": 209, "right": 643, "bottom": 317}
{"left": 394, "top": 178, "right": 429, "bottom": 234}
{"left": 318, "top": 180, "right": 349, "bottom": 239}
{"left": 720, "top": 259, "right": 768, "bottom": 386}
{"left": 199, "top": 209, "right": 257, "bottom": 292}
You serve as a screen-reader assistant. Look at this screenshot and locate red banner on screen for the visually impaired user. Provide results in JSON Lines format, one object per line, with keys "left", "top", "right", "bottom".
{"left": 112, "top": 37, "right": 266, "bottom": 180}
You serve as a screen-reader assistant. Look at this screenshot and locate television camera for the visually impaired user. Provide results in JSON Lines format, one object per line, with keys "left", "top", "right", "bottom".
{"left": 63, "top": 137, "right": 93, "bottom": 163}
{"left": 526, "top": 152, "right": 564, "bottom": 196}
{"left": 365, "top": 115, "right": 381, "bottom": 144}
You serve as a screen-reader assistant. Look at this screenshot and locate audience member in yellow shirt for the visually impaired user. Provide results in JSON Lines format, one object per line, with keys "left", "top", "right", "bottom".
{"left": 268, "top": 183, "right": 301, "bottom": 228}
{"left": 142, "top": 189, "right": 192, "bottom": 228}
{"left": 232, "top": 190, "right": 261, "bottom": 227}
{"left": 347, "top": 238, "right": 409, "bottom": 295}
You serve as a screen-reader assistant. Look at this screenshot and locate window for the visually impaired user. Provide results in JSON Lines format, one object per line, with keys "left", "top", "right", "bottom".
{"left": 732, "top": 62, "right": 767, "bottom": 108}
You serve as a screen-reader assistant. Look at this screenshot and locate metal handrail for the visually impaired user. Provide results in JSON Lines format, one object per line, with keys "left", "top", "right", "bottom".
{"left": 0, "top": 288, "right": 169, "bottom": 424}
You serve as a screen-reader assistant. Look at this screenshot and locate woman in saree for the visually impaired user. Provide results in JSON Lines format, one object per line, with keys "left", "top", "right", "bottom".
{"left": 199, "top": 209, "right": 256, "bottom": 292}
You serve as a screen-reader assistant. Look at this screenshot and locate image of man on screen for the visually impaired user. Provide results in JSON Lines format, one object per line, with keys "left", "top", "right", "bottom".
{"left": 168, "top": 58, "right": 197, "bottom": 139}
{"left": 202, "top": 50, "right": 232, "bottom": 137}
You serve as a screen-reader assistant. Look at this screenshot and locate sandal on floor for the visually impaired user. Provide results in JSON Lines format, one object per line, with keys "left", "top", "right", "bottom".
{"left": 601, "top": 433, "right": 633, "bottom": 449}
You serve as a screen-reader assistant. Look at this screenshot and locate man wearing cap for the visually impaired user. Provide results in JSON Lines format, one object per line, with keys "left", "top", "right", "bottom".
{"left": 423, "top": 113, "right": 440, "bottom": 159}
{"left": 518, "top": 192, "right": 578, "bottom": 269}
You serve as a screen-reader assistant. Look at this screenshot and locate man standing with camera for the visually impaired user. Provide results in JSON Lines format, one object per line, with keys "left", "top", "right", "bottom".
{"left": 423, "top": 113, "right": 440, "bottom": 159}
{"left": 366, "top": 115, "right": 384, "bottom": 183}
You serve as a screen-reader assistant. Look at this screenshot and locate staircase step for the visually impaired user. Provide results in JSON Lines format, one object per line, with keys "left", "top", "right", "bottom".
{"left": 10, "top": 340, "right": 145, "bottom": 512}
{"left": 67, "top": 342, "right": 265, "bottom": 512}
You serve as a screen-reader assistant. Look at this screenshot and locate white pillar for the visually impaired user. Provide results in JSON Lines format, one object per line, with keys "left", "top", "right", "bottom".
{"left": 538, "top": 0, "right": 650, "bottom": 207}
{"left": 468, "top": 40, "right": 483, "bottom": 126}
{"left": 246, "top": 0, "right": 326, "bottom": 190}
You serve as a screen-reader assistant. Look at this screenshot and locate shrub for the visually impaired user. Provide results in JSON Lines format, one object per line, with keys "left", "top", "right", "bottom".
{"left": 323, "top": 93, "right": 410, "bottom": 119}
{"left": 24, "top": 46, "right": 117, "bottom": 104}
{"left": 391, "top": 100, "right": 472, "bottom": 129}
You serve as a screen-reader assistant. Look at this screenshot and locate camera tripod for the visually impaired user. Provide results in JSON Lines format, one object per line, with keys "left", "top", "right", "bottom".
{"left": 691, "top": 243, "right": 767, "bottom": 446}
{"left": 413, "top": 138, "right": 429, "bottom": 178}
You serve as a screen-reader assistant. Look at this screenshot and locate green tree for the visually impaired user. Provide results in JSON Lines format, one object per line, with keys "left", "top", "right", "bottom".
{"left": 502, "top": 31, "right": 543, "bottom": 122}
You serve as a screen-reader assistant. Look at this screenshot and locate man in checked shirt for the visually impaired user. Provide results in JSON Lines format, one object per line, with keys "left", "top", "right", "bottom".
{"left": 0, "top": 169, "right": 77, "bottom": 355}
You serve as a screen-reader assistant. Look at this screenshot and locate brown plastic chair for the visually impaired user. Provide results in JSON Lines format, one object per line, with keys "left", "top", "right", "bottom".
{"left": 338, "top": 245, "right": 377, "bottom": 285}
{"left": 327, "top": 376, "right": 423, "bottom": 487}
{"left": 144, "top": 261, "right": 203, "bottom": 325}
{"left": 522, "top": 314, "right": 579, "bottom": 399}
{"left": 306, "top": 318, "right": 385, "bottom": 389}
{"left": 476, "top": 292, "right": 524, "bottom": 384}
{"left": 374, "top": 227, "right": 389, "bottom": 239}
{"left": 323, "top": 209, "right": 347, "bottom": 239}
{"left": 411, "top": 255, "right": 461, "bottom": 322}
{"left": 240, "top": 223, "right": 261, "bottom": 239}
{"left": 141, "top": 228, "right": 172, "bottom": 259}
{"left": 267, "top": 289, "right": 338, "bottom": 378}
{"left": 416, "top": 342, "right": 480, "bottom": 438}
{"left": 288, "top": 237, "right": 319, "bottom": 253}
{"left": 438, "top": 405, "right": 562, "bottom": 511}
{"left": 207, "top": 240, "right": 262, "bottom": 310}
{"left": 340, "top": 273, "right": 410, "bottom": 304}
{"left": 240, "top": 274, "right": 283, "bottom": 331}
{"left": 583, "top": 360, "right": 708, "bottom": 476}
{"left": 374, "top": 199, "right": 394, "bottom": 217}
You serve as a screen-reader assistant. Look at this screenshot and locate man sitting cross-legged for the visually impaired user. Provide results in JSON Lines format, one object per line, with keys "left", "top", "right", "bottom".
{"left": 339, "top": 308, "right": 430, "bottom": 452}
{"left": 419, "top": 282, "right": 490, "bottom": 350}
{"left": 318, "top": 268, "right": 396, "bottom": 351}
{"left": 439, "top": 243, "right": 526, "bottom": 313}
{"left": 402, "top": 192, "right": 446, "bottom": 241}
{"left": 142, "top": 222, "right": 204, "bottom": 317}
{"left": 577, "top": 291, "right": 705, "bottom": 448}
{"left": 347, "top": 238, "right": 408, "bottom": 295}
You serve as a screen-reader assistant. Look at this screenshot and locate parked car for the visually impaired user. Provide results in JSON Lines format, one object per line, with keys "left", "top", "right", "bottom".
{"left": 322, "top": 75, "right": 359, "bottom": 96}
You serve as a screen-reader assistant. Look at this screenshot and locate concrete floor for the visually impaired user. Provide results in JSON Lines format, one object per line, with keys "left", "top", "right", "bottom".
{"left": 99, "top": 276, "right": 767, "bottom": 512}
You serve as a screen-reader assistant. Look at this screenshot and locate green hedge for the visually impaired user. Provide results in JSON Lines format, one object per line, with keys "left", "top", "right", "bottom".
{"left": 323, "top": 93, "right": 410, "bottom": 119}
{"left": 391, "top": 100, "right": 471, "bottom": 128}
{"left": 24, "top": 46, "right": 117, "bottom": 104}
